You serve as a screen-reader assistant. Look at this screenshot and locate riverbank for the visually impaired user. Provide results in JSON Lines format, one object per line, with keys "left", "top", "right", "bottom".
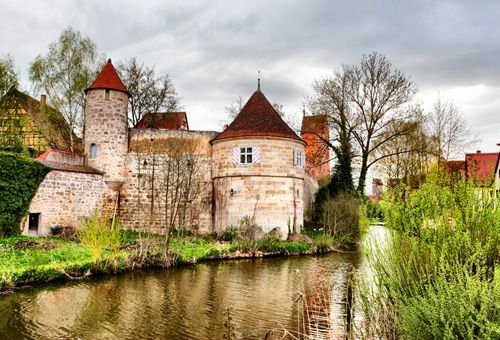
{"left": 0, "top": 230, "right": 338, "bottom": 291}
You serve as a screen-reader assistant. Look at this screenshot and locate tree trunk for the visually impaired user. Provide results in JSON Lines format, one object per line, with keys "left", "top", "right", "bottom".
{"left": 357, "top": 155, "right": 369, "bottom": 197}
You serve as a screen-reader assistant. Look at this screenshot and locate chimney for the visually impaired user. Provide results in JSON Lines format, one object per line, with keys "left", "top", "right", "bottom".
{"left": 40, "top": 95, "right": 46, "bottom": 106}
{"left": 223, "top": 124, "right": 228, "bottom": 130}
{"left": 476, "top": 150, "right": 481, "bottom": 154}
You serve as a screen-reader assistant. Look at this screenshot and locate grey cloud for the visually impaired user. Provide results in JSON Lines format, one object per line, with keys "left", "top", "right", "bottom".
{"left": 1, "top": 0, "right": 499, "bottom": 149}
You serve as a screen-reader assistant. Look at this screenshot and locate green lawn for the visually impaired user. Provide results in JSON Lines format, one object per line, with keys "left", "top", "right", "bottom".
{"left": 0, "top": 231, "right": 335, "bottom": 290}
{"left": 0, "top": 236, "right": 95, "bottom": 288}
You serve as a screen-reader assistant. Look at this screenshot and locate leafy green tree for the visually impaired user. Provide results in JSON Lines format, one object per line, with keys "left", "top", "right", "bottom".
{"left": 0, "top": 54, "right": 19, "bottom": 97}
{"left": 29, "top": 27, "right": 103, "bottom": 151}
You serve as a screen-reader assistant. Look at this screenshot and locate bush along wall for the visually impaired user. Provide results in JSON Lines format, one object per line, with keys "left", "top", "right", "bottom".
{"left": 0, "top": 152, "right": 50, "bottom": 237}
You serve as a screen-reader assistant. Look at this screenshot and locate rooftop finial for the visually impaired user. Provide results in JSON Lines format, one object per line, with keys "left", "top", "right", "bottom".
{"left": 302, "top": 103, "right": 306, "bottom": 117}
{"left": 107, "top": 58, "right": 112, "bottom": 63}
{"left": 257, "top": 70, "right": 261, "bottom": 91}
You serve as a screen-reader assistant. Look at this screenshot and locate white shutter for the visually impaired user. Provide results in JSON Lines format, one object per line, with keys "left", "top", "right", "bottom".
{"left": 253, "top": 146, "right": 261, "bottom": 164}
{"left": 232, "top": 147, "right": 239, "bottom": 164}
{"left": 301, "top": 151, "right": 306, "bottom": 168}
{"left": 293, "top": 149, "right": 297, "bottom": 166}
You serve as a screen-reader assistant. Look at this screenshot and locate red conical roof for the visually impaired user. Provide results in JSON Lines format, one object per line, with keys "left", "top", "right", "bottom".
{"left": 212, "top": 90, "right": 303, "bottom": 143}
{"left": 85, "top": 59, "right": 129, "bottom": 96}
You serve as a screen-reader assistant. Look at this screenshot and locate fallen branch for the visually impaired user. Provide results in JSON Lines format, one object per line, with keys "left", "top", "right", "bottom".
{"left": 58, "top": 269, "right": 92, "bottom": 280}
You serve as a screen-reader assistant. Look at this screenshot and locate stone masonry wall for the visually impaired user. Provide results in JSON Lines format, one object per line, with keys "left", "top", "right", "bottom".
{"left": 84, "top": 89, "right": 128, "bottom": 182}
{"left": 212, "top": 137, "right": 306, "bottom": 237}
{"left": 303, "top": 171, "right": 320, "bottom": 216}
{"left": 23, "top": 170, "right": 104, "bottom": 236}
{"left": 119, "top": 129, "right": 218, "bottom": 234}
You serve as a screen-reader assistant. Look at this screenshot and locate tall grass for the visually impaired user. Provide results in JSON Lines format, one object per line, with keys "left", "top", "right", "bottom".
{"left": 359, "top": 171, "right": 500, "bottom": 339}
{"left": 79, "top": 211, "right": 123, "bottom": 268}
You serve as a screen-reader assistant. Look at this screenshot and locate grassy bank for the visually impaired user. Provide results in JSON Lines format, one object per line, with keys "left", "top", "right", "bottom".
{"left": 359, "top": 175, "right": 500, "bottom": 339}
{"left": 0, "top": 230, "right": 336, "bottom": 291}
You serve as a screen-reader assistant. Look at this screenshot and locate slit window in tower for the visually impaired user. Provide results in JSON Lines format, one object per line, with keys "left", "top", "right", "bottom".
{"left": 105, "top": 89, "right": 110, "bottom": 101}
{"left": 90, "top": 143, "right": 97, "bottom": 159}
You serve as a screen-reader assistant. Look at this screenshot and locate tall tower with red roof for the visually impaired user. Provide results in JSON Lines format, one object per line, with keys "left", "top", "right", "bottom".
{"left": 301, "top": 114, "right": 330, "bottom": 179}
{"left": 211, "top": 89, "right": 307, "bottom": 238}
{"left": 84, "top": 59, "right": 129, "bottom": 185}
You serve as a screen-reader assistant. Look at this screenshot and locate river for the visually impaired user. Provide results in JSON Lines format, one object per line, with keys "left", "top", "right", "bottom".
{"left": 0, "top": 226, "right": 386, "bottom": 339}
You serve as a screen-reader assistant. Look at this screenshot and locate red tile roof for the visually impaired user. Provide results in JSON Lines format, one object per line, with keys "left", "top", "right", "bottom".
{"left": 37, "top": 149, "right": 85, "bottom": 161}
{"left": 465, "top": 151, "right": 499, "bottom": 185}
{"left": 211, "top": 90, "right": 302, "bottom": 143}
{"left": 37, "top": 150, "right": 101, "bottom": 174}
{"left": 135, "top": 112, "right": 189, "bottom": 130}
{"left": 39, "top": 160, "right": 102, "bottom": 175}
{"left": 301, "top": 115, "right": 328, "bottom": 135}
{"left": 85, "top": 59, "right": 129, "bottom": 96}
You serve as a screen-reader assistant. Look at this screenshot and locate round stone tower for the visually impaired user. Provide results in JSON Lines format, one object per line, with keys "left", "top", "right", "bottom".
{"left": 84, "top": 59, "right": 129, "bottom": 186}
{"left": 211, "top": 89, "right": 306, "bottom": 238}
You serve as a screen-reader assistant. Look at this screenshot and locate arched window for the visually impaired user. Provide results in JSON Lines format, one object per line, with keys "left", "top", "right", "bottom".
{"left": 90, "top": 143, "right": 97, "bottom": 159}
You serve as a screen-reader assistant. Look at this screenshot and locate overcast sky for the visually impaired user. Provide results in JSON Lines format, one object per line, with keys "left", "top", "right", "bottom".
{"left": 2, "top": 0, "right": 499, "bottom": 154}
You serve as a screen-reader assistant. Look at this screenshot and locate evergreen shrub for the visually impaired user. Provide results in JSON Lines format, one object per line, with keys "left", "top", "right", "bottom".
{"left": 0, "top": 152, "right": 50, "bottom": 238}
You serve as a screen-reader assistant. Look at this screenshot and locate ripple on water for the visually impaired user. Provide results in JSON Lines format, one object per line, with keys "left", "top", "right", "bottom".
{"left": 0, "top": 250, "right": 366, "bottom": 339}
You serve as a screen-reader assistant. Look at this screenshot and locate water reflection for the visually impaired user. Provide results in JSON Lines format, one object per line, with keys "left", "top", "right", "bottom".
{"left": 0, "top": 233, "right": 376, "bottom": 339}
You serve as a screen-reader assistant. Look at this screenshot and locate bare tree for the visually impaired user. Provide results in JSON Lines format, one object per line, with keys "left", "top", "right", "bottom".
{"left": 224, "top": 95, "right": 245, "bottom": 120}
{"left": 310, "top": 69, "right": 355, "bottom": 195}
{"left": 0, "top": 54, "right": 19, "bottom": 97}
{"left": 118, "top": 58, "right": 179, "bottom": 127}
{"left": 29, "top": 27, "right": 103, "bottom": 151}
{"left": 130, "top": 135, "right": 208, "bottom": 254}
{"left": 224, "top": 95, "right": 285, "bottom": 120}
{"left": 377, "top": 105, "right": 431, "bottom": 186}
{"left": 272, "top": 102, "right": 286, "bottom": 117}
{"left": 311, "top": 53, "right": 418, "bottom": 195}
{"left": 347, "top": 52, "right": 418, "bottom": 195}
{"left": 428, "top": 97, "right": 478, "bottom": 161}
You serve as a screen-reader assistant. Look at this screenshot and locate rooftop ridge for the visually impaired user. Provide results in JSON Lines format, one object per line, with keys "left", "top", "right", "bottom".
{"left": 212, "top": 90, "right": 302, "bottom": 143}
{"left": 85, "top": 59, "right": 129, "bottom": 96}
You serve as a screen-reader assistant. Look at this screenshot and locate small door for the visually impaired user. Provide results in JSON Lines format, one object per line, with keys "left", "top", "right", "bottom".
{"left": 28, "top": 213, "right": 40, "bottom": 236}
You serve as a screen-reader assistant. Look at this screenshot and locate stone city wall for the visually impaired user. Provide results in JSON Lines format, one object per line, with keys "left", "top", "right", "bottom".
{"left": 23, "top": 170, "right": 104, "bottom": 236}
{"left": 119, "top": 129, "right": 218, "bottom": 234}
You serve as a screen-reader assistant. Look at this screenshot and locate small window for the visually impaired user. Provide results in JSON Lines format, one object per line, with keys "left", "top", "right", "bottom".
{"left": 105, "top": 89, "right": 110, "bottom": 101}
{"left": 232, "top": 146, "right": 260, "bottom": 165}
{"left": 294, "top": 149, "right": 305, "bottom": 167}
{"left": 240, "top": 147, "right": 253, "bottom": 164}
{"left": 90, "top": 143, "right": 97, "bottom": 159}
